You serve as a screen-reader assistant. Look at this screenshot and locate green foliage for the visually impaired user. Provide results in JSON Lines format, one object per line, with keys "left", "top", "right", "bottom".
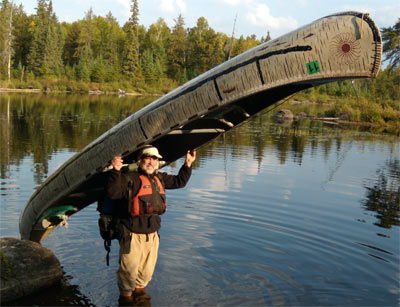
{"left": 381, "top": 18, "right": 400, "bottom": 69}
{"left": 186, "top": 17, "right": 222, "bottom": 79}
{"left": 75, "top": 47, "right": 92, "bottom": 82}
{"left": 1, "top": 3, "right": 398, "bottom": 129}
{"left": 2, "top": 0, "right": 261, "bottom": 83}
{"left": 26, "top": 0, "right": 64, "bottom": 76}
{"left": 122, "top": 0, "right": 140, "bottom": 78}
{"left": 0, "top": 0, "right": 13, "bottom": 79}
{"left": 167, "top": 14, "right": 187, "bottom": 82}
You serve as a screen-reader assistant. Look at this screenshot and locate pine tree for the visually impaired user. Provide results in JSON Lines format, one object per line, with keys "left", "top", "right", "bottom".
{"left": 381, "top": 19, "right": 400, "bottom": 69}
{"left": 76, "top": 9, "right": 95, "bottom": 60}
{"left": 12, "top": 4, "right": 33, "bottom": 73}
{"left": 43, "top": 0, "right": 64, "bottom": 75}
{"left": 141, "top": 48, "right": 154, "bottom": 83}
{"left": 187, "top": 17, "right": 217, "bottom": 78}
{"left": 0, "top": 0, "right": 13, "bottom": 80}
{"left": 167, "top": 14, "right": 187, "bottom": 83}
{"left": 91, "top": 56, "right": 105, "bottom": 82}
{"left": 63, "top": 21, "right": 81, "bottom": 66}
{"left": 75, "top": 46, "right": 92, "bottom": 81}
{"left": 26, "top": 0, "right": 46, "bottom": 75}
{"left": 122, "top": 0, "right": 139, "bottom": 79}
{"left": 27, "top": 0, "right": 63, "bottom": 76}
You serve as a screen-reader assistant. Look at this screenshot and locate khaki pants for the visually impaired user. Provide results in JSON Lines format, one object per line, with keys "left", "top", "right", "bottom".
{"left": 117, "top": 232, "right": 159, "bottom": 291}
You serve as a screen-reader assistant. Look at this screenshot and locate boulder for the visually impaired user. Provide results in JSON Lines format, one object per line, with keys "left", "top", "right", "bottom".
{"left": 0, "top": 237, "right": 63, "bottom": 303}
{"left": 274, "top": 109, "right": 294, "bottom": 123}
{"left": 275, "top": 109, "right": 293, "bottom": 119}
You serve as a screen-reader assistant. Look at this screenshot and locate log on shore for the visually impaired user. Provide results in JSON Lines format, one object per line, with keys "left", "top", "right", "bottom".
{"left": 0, "top": 237, "right": 63, "bottom": 303}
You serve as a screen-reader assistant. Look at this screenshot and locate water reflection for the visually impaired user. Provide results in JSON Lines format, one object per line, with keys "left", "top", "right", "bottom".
{"left": 6, "top": 273, "right": 94, "bottom": 306}
{"left": 361, "top": 158, "right": 400, "bottom": 229}
{"left": 1, "top": 93, "right": 399, "bottom": 229}
{"left": 1, "top": 93, "right": 399, "bottom": 306}
{"left": 0, "top": 93, "right": 155, "bottom": 185}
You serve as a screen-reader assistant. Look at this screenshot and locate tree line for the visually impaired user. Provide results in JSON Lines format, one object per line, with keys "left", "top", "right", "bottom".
{"left": 0, "top": 0, "right": 398, "bottom": 109}
{"left": 0, "top": 0, "right": 270, "bottom": 87}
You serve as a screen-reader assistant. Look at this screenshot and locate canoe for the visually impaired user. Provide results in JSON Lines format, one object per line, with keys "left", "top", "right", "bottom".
{"left": 20, "top": 11, "right": 382, "bottom": 242}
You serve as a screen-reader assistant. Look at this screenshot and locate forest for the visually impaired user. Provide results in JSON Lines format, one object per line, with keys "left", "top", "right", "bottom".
{"left": 0, "top": 0, "right": 399, "bottom": 127}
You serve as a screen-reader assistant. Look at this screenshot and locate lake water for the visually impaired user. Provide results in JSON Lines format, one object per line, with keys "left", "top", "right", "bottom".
{"left": 1, "top": 93, "right": 399, "bottom": 306}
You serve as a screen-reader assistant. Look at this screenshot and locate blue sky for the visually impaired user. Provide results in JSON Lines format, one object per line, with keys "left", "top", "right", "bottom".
{"left": 17, "top": 0, "right": 399, "bottom": 39}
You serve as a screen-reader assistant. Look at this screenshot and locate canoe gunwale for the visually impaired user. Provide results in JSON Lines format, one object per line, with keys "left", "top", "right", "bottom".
{"left": 19, "top": 11, "right": 383, "bottom": 242}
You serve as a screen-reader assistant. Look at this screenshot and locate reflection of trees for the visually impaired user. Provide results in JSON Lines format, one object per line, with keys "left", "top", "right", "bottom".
{"left": 2, "top": 93, "right": 399, "bottom": 186}
{"left": 361, "top": 158, "right": 400, "bottom": 229}
{"left": 0, "top": 93, "right": 155, "bottom": 184}
{"left": 197, "top": 111, "right": 399, "bottom": 172}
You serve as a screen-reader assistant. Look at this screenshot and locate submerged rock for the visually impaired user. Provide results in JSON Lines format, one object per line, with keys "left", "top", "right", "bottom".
{"left": 274, "top": 109, "right": 294, "bottom": 124}
{"left": 0, "top": 237, "right": 63, "bottom": 303}
{"left": 275, "top": 109, "right": 293, "bottom": 119}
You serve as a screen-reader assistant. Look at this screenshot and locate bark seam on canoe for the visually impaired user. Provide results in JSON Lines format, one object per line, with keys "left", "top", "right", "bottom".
{"left": 138, "top": 118, "right": 148, "bottom": 139}
{"left": 256, "top": 60, "right": 265, "bottom": 84}
{"left": 213, "top": 79, "right": 223, "bottom": 101}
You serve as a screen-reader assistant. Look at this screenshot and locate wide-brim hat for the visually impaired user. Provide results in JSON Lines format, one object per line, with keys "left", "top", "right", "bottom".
{"left": 138, "top": 146, "right": 163, "bottom": 159}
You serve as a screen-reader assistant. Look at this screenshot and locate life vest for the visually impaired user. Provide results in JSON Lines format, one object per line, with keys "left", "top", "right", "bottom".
{"left": 131, "top": 175, "right": 166, "bottom": 216}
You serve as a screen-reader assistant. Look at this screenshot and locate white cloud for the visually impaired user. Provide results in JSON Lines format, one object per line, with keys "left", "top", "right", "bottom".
{"left": 160, "top": 0, "right": 187, "bottom": 13}
{"left": 176, "top": 0, "right": 187, "bottom": 12}
{"left": 218, "top": 0, "right": 242, "bottom": 5}
{"left": 160, "top": 0, "right": 174, "bottom": 12}
{"left": 116, "top": 0, "right": 131, "bottom": 19}
{"left": 341, "top": 4, "right": 399, "bottom": 28}
{"left": 245, "top": 2, "right": 298, "bottom": 30}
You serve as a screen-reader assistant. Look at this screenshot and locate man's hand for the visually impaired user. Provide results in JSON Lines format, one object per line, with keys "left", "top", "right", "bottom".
{"left": 112, "top": 156, "right": 123, "bottom": 171}
{"left": 185, "top": 149, "right": 196, "bottom": 168}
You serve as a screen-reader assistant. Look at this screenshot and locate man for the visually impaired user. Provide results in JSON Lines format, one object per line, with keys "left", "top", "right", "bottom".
{"left": 106, "top": 145, "right": 196, "bottom": 303}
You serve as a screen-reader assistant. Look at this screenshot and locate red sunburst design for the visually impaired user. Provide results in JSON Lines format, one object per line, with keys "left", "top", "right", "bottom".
{"left": 330, "top": 33, "right": 361, "bottom": 65}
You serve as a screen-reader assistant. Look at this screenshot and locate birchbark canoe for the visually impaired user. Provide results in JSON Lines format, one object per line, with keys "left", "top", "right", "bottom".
{"left": 20, "top": 11, "right": 382, "bottom": 242}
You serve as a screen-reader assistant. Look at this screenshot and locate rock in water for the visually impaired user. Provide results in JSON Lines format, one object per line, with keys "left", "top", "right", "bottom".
{"left": 274, "top": 109, "right": 294, "bottom": 121}
{"left": 0, "top": 237, "right": 63, "bottom": 303}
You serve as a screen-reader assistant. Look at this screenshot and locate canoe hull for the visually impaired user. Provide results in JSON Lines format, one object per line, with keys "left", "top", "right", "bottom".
{"left": 20, "top": 11, "right": 382, "bottom": 242}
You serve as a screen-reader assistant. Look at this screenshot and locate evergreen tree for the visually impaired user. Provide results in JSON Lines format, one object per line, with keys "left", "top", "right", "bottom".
{"left": 142, "top": 18, "right": 170, "bottom": 70}
{"left": 103, "top": 12, "right": 124, "bottom": 81}
{"left": 12, "top": 4, "right": 33, "bottom": 72}
{"left": 167, "top": 14, "right": 187, "bottom": 83}
{"left": 0, "top": 0, "right": 13, "bottom": 80}
{"left": 76, "top": 9, "right": 95, "bottom": 59}
{"left": 122, "top": 0, "right": 140, "bottom": 79}
{"left": 381, "top": 19, "right": 400, "bottom": 69}
{"left": 261, "top": 31, "right": 271, "bottom": 43}
{"left": 91, "top": 56, "right": 105, "bottom": 82}
{"left": 141, "top": 48, "right": 154, "bottom": 83}
{"left": 75, "top": 46, "right": 92, "bottom": 82}
{"left": 63, "top": 21, "right": 81, "bottom": 66}
{"left": 187, "top": 17, "right": 218, "bottom": 79}
{"left": 43, "top": 0, "right": 64, "bottom": 75}
{"left": 27, "top": 0, "right": 63, "bottom": 76}
{"left": 26, "top": 0, "right": 47, "bottom": 75}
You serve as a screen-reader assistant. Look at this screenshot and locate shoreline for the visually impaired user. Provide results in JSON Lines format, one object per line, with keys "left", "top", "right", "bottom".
{"left": 0, "top": 87, "right": 146, "bottom": 96}
{"left": 1, "top": 87, "right": 398, "bottom": 133}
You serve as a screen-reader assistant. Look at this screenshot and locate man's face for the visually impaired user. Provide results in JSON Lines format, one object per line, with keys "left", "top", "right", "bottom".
{"left": 139, "top": 155, "right": 159, "bottom": 175}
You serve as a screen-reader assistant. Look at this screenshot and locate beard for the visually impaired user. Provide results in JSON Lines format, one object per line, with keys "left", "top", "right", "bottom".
{"left": 140, "top": 161, "right": 158, "bottom": 175}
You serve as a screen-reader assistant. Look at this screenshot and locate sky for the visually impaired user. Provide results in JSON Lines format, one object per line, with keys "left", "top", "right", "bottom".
{"left": 16, "top": 0, "right": 399, "bottom": 39}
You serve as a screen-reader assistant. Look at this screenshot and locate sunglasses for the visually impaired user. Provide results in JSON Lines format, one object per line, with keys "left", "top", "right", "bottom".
{"left": 142, "top": 155, "right": 159, "bottom": 160}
